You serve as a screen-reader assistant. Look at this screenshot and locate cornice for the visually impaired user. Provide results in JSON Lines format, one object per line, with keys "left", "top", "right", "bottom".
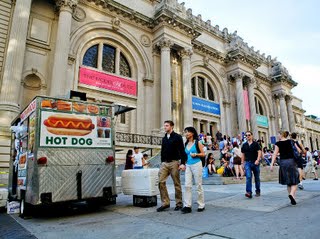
{"left": 153, "top": 9, "right": 202, "bottom": 39}
{"left": 225, "top": 48, "right": 261, "bottom": 69}
{"left": 192, "top": 40, "right": 225, "bottom": 63}
{"left": 292, "top": 105, "right": 306, "bottom": 114}
{"left": 253, "top": 70, "right": 271, "bottom": 85}
{"left": 80, "top": 0, "right": 154, "bottom": 31}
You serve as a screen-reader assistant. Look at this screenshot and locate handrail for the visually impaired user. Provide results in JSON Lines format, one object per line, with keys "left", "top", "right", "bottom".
{"left": 115, "top": 132, "right": 162, "bottom": 145}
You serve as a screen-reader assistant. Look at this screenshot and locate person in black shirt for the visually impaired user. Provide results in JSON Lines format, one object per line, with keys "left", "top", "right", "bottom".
{"left": 241, "top": 131, "right": 262, "bottom": 198}
{"left": 270, "top": 131, "right": 300, "bottom": 205}
{"left": 124, "top": 149, "right": 134, "bottom": 170}
{"left": 157, "top": 120, "right": 187, "bottom": 212}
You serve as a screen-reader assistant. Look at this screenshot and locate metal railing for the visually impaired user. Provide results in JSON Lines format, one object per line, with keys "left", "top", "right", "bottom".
{"left": 115, "top": 132, "right": 162, "bottom": 146}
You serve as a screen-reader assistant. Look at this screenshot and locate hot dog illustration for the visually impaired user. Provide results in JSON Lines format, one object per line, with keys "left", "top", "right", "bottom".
{"left": 44, "top": 114, "right": 95, "bottom": 136}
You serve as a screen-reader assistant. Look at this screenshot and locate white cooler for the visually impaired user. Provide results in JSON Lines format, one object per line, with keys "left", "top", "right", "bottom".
{"left": 0, "top": 188, "right": 8, "bottom": 208}
{"left": 121, "top": 169, "right": 159, "bottom": 196}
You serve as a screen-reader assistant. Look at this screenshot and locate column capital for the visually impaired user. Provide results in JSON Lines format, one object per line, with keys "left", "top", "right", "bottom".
{"left": 244, "top": 77, "right": 256, "bottom": 87}
{"left": 179, "top": 48, "right": 193, "bottom": 59}
{"left": 285, "top": 94, "right": 293, "bottom": 102}
{"left": 228, "top": 71, "right": 244, "bottom": 82}
{"left": 157, "top": 38, "right": 173, "bottom": 50}
{"left": 273, "top": 91, "right": 286, "bottom": 99}
{"left": 55, "top": 0, "right": 78, "bottom": 12}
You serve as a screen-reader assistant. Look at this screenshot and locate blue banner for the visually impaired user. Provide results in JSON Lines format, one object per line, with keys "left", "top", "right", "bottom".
{"left": 192, "top": 97, "right": 220, "bottom": 115}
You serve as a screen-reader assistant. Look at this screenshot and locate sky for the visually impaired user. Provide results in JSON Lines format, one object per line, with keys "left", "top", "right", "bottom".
{"left": 183, "top": 0, "right": 320, "bottom": 117}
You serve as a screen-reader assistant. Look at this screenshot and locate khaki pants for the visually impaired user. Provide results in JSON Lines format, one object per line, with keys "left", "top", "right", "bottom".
{"left": 184, "top": 161, "right": 205, "bottom": 209}
{"left": 158, "top": 161, "right": 182, "bottom": 207}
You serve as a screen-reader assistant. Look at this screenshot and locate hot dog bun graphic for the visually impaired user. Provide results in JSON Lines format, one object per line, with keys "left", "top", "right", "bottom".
{"left": 44, "top": 114, "right": 95, "bottom": 136}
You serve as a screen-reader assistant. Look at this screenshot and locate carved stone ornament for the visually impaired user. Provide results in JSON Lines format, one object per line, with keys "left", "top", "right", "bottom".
{"left": 157, "top": 38, "right": 173, "bottom": 49}
{"left": 72, "top": 6, "right": 86, "bottom": 22}
{"left": 112, "top": 17, "right": 121, "bottom": 31}
{"left": 55, "top": 0, "right": 78, "bottom": 10}
{"left": 140, "top": 34, "right": 151, "bottom": 47}
{"left": 203, "top": 55, "right": 210, "bottom": 66}
{"left": 179, "top": 48, "right": 193, "bottom": 59}
{"left": 219, "top": 67, "right": 226, "bottom": 78}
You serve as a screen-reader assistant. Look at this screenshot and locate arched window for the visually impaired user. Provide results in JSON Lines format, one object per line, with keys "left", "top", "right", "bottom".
{"left": 255, "top": 97, "right": 264, "bottom": 115}
{"left": 191, "top": 76, "right": 215, "bottom": 101}
{"left": 102, "top": 44, "right": 116, "bottom": 73}
{"left": 120, "top": 52, "right": 131, "bottom": 77}
{"left": 83, "top": 44, "right": 98, "bottom": 68}
{"left": 191, "top": 77, "right": 196, "bottom": 95}
{"left": 198, "top": 77, "right": 205, "bottom": 98}
{"left": 82, "top": 43, "right": 132, "bottom": 78}
{"left": 208, "top": 84, "right": 215, "bottom": 101}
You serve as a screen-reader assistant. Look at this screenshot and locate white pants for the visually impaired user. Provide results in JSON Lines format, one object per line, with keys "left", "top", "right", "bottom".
{"left": 184, "top": 161, "right": 205, "bottom": 209}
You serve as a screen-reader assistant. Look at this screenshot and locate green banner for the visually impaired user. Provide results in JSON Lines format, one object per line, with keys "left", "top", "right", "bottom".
{"left": 257, "top": 115, "right": 269, "bottom": 127}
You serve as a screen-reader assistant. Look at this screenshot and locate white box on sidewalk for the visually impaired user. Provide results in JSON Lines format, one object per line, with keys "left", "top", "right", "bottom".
{"left": 7, "top": 201, "right": 20, "bottom": 214}
{"left": 0, "top": 188, "right": 8, "bottom": 208}
{"left": 121, "top": 169, "right": 159, "bottom": 196}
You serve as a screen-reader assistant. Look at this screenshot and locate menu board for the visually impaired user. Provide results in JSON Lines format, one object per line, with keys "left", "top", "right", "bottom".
{"left": 40, "top": 98, "right": 111, "bottom": 117}
{"left": 39, "top": 111, "right": 112, "bottom": 148}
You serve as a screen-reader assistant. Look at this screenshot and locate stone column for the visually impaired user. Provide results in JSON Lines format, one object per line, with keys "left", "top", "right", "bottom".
{"left": 50, "top": 0, "right": 78, "bottom": 97}
{"left": 180, "top": 48, "right": 193, "bottom": 127}
{"left": 247, "top": 78, "right": 258, "bottom": 139}
{"left": 0, "top": 0, "right": 32, "bottom": 127}
{"left": 278, "top": 92, "right": 289, "bottom": 131}
{"left": 233, "top": 73, "right": 246, "bottom": 134}
{"left": 157, "top": 38, "right": 173, "bottom": 125}
{"left": 286, "top": 95, "right": 295, "bottom": 133}
{"left": 223, "top": 101, "right": 232, "bottom": 137}
{"left": 272, "top": 96, "right": 280, "bottom": 134}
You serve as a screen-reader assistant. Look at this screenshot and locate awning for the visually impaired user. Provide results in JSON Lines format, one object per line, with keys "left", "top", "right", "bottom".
{"left": 113, "top": 104, "right": 136, "bottom": 116}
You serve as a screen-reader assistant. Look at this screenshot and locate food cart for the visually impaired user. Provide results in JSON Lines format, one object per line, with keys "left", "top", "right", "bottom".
{"left": 8, "top": 96, "right": 121, "bottom": 217}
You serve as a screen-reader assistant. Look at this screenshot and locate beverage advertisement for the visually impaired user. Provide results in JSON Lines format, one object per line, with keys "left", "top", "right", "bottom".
{"left": 17, "top": 152, "right": 27, "bottom": 187}
{"left": 39, "top": 111, "right": 112, "bottom": 148}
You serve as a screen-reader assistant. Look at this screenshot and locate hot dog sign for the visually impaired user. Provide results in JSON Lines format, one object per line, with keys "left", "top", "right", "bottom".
{"left": 40, "top": 111, "right": 112, "bottom": 148}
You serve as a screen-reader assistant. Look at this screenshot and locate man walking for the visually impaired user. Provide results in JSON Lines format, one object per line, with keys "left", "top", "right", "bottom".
{"left": 157, "top": 120, "right": 187, "bottom": 212}
{"left": 291, "top": 132, "right": 306, "bottom": 189}
{"left": 241, "top": 131, "right": 262, "bottom": 198}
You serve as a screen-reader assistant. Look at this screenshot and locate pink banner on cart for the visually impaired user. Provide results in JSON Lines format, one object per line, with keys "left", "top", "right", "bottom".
{"left": 79, "top": 67, "right": 137, "bottom": 96}
{"left": 243, "top": 90, "right": 250, "bottom": 120}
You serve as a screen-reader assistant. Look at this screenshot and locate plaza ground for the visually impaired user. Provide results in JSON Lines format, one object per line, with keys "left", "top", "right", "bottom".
{"left": 1, "top": 179, "right": 320, "bottom": 239}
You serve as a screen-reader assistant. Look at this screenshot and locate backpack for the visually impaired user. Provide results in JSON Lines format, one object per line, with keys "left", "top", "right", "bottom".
{"left": 185, "top": 140, "right": 206, "bottom": 167}
{"left": 290, "top": 140, "right": 300, "bottom": 163}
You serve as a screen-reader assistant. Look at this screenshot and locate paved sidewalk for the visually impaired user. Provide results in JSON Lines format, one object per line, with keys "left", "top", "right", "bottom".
{"left": 1, "top": 180, "right": 320, "bottom": 239}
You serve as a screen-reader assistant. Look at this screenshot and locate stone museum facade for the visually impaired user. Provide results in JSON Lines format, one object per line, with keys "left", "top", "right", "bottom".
{"left": 0, "top": 0, "right": 319, "bottom": 167}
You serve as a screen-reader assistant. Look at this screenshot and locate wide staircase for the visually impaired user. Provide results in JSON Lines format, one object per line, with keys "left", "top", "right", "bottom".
{"left": 116, "top": 150, "right": 320, "bottom": 185}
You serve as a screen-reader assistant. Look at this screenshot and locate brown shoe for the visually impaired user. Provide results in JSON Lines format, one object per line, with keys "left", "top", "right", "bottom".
{"left": 255, "top": 192, "right": 261, "bottom": 197}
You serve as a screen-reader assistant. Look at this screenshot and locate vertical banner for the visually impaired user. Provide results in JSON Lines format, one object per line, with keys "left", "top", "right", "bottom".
{"left": 243, "top": 90, "right": 250, "bottom": 120}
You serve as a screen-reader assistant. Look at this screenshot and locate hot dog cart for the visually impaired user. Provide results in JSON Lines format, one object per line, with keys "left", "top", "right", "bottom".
{"left": 8, "top": 96, "right": 121, "bottom": 217}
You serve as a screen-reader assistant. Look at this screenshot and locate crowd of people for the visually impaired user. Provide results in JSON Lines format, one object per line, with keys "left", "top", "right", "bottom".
{"left": 124, "top": 120, "right": 319, "bottom": 211}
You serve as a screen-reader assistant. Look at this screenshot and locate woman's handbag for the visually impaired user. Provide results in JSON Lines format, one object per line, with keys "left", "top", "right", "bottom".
{"left": 290, "top": 140, "right": 300, "bottom": 162}
{"left": 202, "top": 166, "right": 208, "bottom": 178}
